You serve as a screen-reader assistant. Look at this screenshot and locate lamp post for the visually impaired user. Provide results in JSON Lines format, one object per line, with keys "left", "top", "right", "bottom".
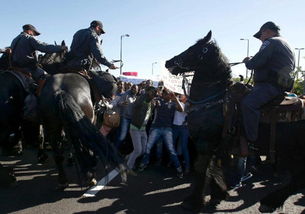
{"left": 152, "top": 62, "right": 158, "bottom": 75}
{"left": 120, "top": 34, "right": 130, "bottom": 75}
{"left": 240, "top": 38, "right": 250, "bottom": 79}
{"left": 295, "top": 48, "right": 304, "bottom": 79}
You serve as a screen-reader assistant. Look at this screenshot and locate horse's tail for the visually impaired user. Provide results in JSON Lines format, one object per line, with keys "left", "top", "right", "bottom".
{"left": 54, "top": 90, "right": 127, "bottom": 182}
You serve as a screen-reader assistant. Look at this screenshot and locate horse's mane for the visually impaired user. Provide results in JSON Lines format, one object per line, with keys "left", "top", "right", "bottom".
{"left": 196, "top": 39, "right": 232, "bottom": 80}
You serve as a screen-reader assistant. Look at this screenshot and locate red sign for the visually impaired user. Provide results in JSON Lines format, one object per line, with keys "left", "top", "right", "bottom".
{"left": 122, "top": 72, "right": 138, "bottom": 77}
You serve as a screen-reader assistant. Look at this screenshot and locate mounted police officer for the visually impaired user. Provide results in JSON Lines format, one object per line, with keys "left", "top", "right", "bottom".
{"left": 241, "top": 21, "right": 295, "bottom": 147}
{"left": 67, "top": 20, "right": 117, "bottom": 71}
{"left": 10, "top": 24, "right": 66, "bottom": 92}
{"left": 10, "top": 24, "right": 67, "bottom": 121}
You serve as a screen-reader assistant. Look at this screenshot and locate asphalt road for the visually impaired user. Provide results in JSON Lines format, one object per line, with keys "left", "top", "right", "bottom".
{"left": 0, "top": 148, "right": 304, "bottom": 214}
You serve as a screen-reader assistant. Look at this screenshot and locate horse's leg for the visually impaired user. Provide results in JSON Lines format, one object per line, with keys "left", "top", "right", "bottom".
{"left": 182, "top": 152, "right": 211, "bottom": 212}
{"left": 6, "top": 128, "right": 22, "bottom": 156}
{"left": 37, "top": 125, "right": 48, "bottom": 164}
{"left": 205, "top": 157, "right": 229, "bottom": 209}
{"left": 69, "top": 137, "right": 98, "bottom": 187}
{"left": 48, "top": 127, "right": 68, "bottom": 190}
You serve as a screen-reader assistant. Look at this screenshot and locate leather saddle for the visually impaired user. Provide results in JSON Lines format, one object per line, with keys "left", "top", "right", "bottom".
{"left": 261, "top": 94, "right": 304, "bottom": 123}
{"left": 3, "top": 69, "right": 34, "bottom": 93}
{"left": 223, "top": 82, "right": 305, "bottom": 162}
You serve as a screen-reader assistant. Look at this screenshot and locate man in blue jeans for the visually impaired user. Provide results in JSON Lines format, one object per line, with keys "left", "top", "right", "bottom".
{"left": 172, "top": 94, "right": 190, "bottom": 174}
{"left": 114, "top": 84, "right": 138, "bottom": 149}
{"left": 139, "top": 88, "right": 184, "bottom": 178}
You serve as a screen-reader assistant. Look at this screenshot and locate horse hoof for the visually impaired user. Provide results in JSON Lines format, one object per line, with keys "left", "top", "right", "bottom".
{"left": 118, "top": 164, "right": 128, "bottom": 184}
{"left": 258, "top": 204, "right": 276, "bottom": 213}
{"left": 56, "top": 182, "right": 69, "bottom": 191}
{"left": 87, "top": 178, "right": 97, "bottom": 187}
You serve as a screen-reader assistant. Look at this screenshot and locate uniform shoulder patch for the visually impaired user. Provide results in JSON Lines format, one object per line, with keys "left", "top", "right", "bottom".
{"left": 260, "top": 40, "right": 271, "bottom": 51}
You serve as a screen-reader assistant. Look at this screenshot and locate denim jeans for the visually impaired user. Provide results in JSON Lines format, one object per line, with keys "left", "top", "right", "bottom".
{"left": 127, "top": 128, "right": 147, "bottom": 169}
{"left": 141, "top": 127, "right": 181, "bottom": 169}
{"left": 115, "top": 117, "right": 131, "bottom": 148}
{"left": 172, "top": 125, "right": 190, "bottom": 169}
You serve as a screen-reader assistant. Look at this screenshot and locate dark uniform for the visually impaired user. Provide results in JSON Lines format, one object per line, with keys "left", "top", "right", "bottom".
{"left": 11, "top": 25, "right": 63, "bottom": 81}
{"left": 241, "top": 23, "right": 295, "bottom": 142}
{"left": 68, "top": 21, "right": 112, "bottom": 70}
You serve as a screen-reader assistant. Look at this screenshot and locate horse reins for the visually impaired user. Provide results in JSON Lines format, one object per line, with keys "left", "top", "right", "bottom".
{"left": 182, "top": 61, "right": 253, "bottom": 113}
{"left": 182, "top": 61, "right": 246, "bottom": 97}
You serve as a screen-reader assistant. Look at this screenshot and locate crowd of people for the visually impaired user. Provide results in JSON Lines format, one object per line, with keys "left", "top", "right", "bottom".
{"left": 96, "top": 78, "right": 256, "bottom": 187}
{"left": 98, "top": 79, "right": 191, "bottom": 179}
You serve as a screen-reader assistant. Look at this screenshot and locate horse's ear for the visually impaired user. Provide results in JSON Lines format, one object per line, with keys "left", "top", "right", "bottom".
{"left": 203, "top": 31, "right": 212, "bottom": 42}
{"left": 61, "top": 40, "right": 66, "bottom": 46}
{"left": 54, "top": 41, "right": 57, "bottom": 45}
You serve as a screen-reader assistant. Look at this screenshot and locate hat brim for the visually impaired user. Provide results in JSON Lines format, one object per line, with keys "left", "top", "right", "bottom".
{"left": 33, "top": 30, "right": 40, "bottom": 36}
{"left": 32, "top": 29, "right": 40, "bottom": 36}
{"left": 253, "top": 30, "right": 261, "bottom": 39}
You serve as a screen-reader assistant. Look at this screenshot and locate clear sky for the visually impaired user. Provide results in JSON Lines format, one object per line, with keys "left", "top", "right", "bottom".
{"left": 1, "top": 0, "right": 304, "bottom": 79}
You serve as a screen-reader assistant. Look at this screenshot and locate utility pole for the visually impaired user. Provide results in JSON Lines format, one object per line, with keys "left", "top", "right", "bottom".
{"left": 240, "top": 38, "right": 250, "bottom": 79}
{"left": 120, "top": 34, "right": 130, "bottom": 75}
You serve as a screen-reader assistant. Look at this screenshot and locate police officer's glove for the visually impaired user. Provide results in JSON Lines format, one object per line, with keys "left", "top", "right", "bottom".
{"left": 109, "top": 64, "right": 118, "bottom": 69}
{"left": 242, "top": 57, "right": 251, "bottom": 63}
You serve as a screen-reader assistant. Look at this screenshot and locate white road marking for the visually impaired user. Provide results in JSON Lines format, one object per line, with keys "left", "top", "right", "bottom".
{"left": 144, "top": 183, "right": 190, "bottom": 196}
{"left": 82, "top": 168, "right": 119, "bottom": 197}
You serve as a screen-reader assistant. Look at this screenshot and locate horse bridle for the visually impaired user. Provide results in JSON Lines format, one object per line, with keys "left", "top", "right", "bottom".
{"left": 181, "top": 60, "right": 245, "bottom": 106}
{"left": 173, "top": 42, "right": 211, "bottom": 71}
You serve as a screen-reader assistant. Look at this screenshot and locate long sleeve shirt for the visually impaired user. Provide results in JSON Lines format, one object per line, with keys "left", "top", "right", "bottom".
{"left": 70, "top": 28, "right": 112, "bottom": 67}
{"left": 11, "top": 32, "right": 62, "bottom": 67}
{"left": 245, "top": 37, "right": 295, "bottom": 85}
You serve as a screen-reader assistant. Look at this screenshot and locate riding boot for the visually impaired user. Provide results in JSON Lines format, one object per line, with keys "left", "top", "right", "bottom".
{"left": 36, "top": 79, "right": 46, "bottom": 96}
{"left": 239, "top": 136, "right": 249, "bottom": 157}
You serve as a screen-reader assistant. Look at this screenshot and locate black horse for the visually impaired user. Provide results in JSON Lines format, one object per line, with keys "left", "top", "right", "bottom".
{"left": 0, "top": 69, "right": 41, "bottom": 156}
{"left": 38, "top": 67, "right": 127, "bottom": 188}
{"left": 165, "top": 31, "right": 305, "bottom": 212}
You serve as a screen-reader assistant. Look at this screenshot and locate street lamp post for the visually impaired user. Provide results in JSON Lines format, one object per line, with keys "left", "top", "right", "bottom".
{"left": 295, "top": 48, "right": 304, "bottom": 79}
{"left": 152, "top": 62, "right": 157, "bottom": 75}
{"left": 240, "top": 38, "right": 250, "bottom": 79}
{"left": 120, "top": 34, "right": 130, "bottom": 75}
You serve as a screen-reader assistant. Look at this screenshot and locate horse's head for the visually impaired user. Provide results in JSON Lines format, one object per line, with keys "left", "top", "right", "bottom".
{"left": 91, "top": 71, "right": 117, "bottom": 99}
{"left": 165, "top": 31, "right": 230, "bottom": 78}
{"left": 39, "top": 40, "right": 67, "bottom": 74}
{"left": 165, "top": 31, "right": 213, "bottom": 75}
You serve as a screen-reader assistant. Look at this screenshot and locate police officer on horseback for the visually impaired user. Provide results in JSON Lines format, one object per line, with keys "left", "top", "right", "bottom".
{"left": 10, "top": 24, "right": 67, "bottom": 93}
{"left": 241, "top": 21, "right": 295, "bottom": 145}
{"left": 66, "top": 20, "right": 118, "bottom": 71}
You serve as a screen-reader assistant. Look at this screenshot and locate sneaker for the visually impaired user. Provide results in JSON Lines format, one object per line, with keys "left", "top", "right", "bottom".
{"left": 138, "top": 163, "right": 147, "bottom": 172}
{"left": 177, "top": 171, "right": 184, "bottom": 179}
{"left": 241, "top": 172, "right": 253, "bottom": 182}
{"left": 176, "top": 167, "right": 184, "bottom": 178}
